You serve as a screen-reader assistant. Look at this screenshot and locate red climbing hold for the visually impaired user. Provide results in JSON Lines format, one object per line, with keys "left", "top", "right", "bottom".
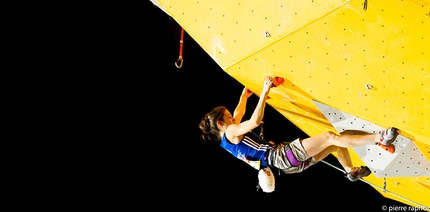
{"left": 377, "top": 143, "right": 395, "bottom": 154}
{"left": 272, "top": 77, "right": 284, "bottom": 87}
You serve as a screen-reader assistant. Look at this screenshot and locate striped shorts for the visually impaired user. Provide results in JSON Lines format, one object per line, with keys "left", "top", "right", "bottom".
{"left": 267, "top": 138, "right": 317, "bottom": 174}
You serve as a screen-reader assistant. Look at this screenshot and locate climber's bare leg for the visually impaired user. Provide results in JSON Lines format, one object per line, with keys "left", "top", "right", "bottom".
{"left": 336, "top": 147, "right": 353, "bottom": 173}
{"left": 311, "top": 144, "right": 354, "bottom": 173}
{"left": 312, "top": 145, "right": 336, "bottom": 162}
{"left": 301, "top": 131, "right": 379, "bottom": 158}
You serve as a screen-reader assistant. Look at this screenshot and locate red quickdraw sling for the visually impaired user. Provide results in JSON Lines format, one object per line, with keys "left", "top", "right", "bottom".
{"left": 175, "top": 28, "right": 184, "bottom": 68}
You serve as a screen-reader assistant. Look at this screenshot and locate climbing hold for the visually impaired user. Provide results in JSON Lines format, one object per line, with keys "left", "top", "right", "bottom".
{"left": 377, "top": 142, "right": 395, "bottom": 154}
{"left": 365, "top": 84, "right": 373, "bottom": 90}
{"left": 267, "top": 77, "right": 284, "bottom": 99}
{"left": 273, "top": 77, "right": 284, "bottom": 87}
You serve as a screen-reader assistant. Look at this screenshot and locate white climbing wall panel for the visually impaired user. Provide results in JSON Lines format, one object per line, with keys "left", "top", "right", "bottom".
{"left": 313, "top": 100, "right": 430, "bottom": 178}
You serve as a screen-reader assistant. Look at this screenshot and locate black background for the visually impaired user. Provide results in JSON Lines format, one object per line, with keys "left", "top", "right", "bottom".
{"left": 25, "top": 1, "right": 416, "bottom": 211}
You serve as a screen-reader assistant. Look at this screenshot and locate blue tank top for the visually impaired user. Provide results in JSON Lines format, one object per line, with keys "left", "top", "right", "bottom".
{"left": 220, "top": 131, "right": 271, "bottom": 168}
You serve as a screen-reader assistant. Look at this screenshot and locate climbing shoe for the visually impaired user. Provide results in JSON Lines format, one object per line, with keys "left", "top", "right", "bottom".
{"left": 379, "top": 127, "right": 399, "bottom": 146}
{"left": 377, "top": 127, "right": 399, "bottom": 153}
{"left": 346, "top": 166, "right": 371, "bottom": 182}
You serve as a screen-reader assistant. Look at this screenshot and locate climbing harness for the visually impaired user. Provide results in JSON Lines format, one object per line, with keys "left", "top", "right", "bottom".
{"left": 175, "top": 28, "right": 185, "bottom": 68}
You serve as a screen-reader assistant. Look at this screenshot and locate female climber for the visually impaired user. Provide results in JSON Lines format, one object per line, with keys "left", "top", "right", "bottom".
{"left": 199, "top": 76, "right": 399, "bottom": 182}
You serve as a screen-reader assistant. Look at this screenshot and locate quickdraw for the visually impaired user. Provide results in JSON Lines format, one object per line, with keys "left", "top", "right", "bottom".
{"left": 175, "top": 28, "right": 185, "bottom": 68}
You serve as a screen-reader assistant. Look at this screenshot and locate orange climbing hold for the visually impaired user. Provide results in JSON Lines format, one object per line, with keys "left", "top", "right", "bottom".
{"left": 377, "top": 143, "right": 395, "bottom": 154}
{"left": 272, "top": 77, "right": 284, "bottom": 87}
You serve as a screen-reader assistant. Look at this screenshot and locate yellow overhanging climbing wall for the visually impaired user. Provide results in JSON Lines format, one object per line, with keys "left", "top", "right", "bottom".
{"left": 153, "top": 0, "right": 430, "bottom": 208}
